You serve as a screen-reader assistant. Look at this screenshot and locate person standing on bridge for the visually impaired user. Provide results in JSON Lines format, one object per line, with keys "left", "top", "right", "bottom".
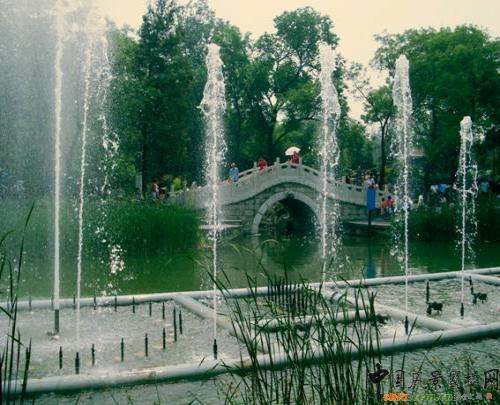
{"left": 258, "top": 157, "right": 268, "bottom": 171}
{"left": 229, "top": 163, "right": 239, "bottom": 183}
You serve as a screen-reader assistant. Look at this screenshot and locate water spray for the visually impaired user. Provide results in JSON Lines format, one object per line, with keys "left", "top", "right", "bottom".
{"left": 200, "top": 44, "right": 227, "bottom": 359}
{"left": 455, "top": 116, "right": 479, "bottom": 317}
{"left": 392, "top": 55, "right": 413, "bottom": 316}
{"left": 52, "top": 1, "right": 64, "bottom": 335}
{"left": 318, "top": 45, "right": 341, "bottom": 282}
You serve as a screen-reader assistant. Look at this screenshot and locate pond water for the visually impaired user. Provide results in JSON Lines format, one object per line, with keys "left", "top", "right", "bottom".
{"left": 12, "top": 233, "right": 500, "bottom": 300}
{"left": 3, "top": 231, "right": 500, "bottom": 403}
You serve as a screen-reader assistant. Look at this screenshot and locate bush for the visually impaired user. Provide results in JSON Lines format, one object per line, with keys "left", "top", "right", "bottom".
{"left": 477, "top": 194, "right": 500, "bottom": 242}
{"left": 0, "top": 198, "right": 200, "bottom": 260}
{"left": 100, "top": 200, "right": 200, "bottom": 256}
{"left": 409, "top": 206, "right": 456, "bottom": 242}
{"left": 408, "top": 195, "right": 500, "bottom": 242}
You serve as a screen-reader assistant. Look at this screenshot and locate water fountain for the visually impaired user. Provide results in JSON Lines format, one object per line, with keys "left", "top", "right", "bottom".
{"left": 199, "top": 43, "right": 227, "bottom": 358}
{"left": 391, "top": 55, "right": 413, "bottom": 328}
{"left": 75, "top": 20, "right": 94, "bottom": 342}
{"left": 318, "top": 45, "right": 341, "bottom": 281}
{"left": 52, "top": 2, "right": 65, "bottom": 335}
{"left": 2, "top": 5, "right": 500, "bottom": 401}
{"left": 455, "top": 116, "right": 480, "bottom": 316}
{"left": 76, "top": 8, "right": 112, "bottom": 340}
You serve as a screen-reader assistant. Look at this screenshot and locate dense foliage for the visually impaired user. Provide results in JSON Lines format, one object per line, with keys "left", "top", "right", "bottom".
{"left": 107, "top": 0, "right": 373, "bottom": 191}
{"left": 372, "top": 26, "right": 500, "bottom": 190}
{"left": 0, "top": 199, "right": 200, "bottom": 259}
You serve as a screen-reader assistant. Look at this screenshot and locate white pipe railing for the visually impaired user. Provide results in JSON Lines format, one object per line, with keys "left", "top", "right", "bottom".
{"left": 8, "top": 267, "right": 500, "bottom": 312}
{"left": 6, "top": 322, "right": 500, "bottom": 396}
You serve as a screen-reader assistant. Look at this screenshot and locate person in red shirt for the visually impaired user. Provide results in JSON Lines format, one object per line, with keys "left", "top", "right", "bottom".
{"left": 290, "top": 151, "right": 300, "bottom": 164}
{"left": 257, "top": 158, "right": 268, "bottom": 171}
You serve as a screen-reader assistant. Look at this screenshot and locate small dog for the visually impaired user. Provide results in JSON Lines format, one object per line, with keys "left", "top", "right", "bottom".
{"left": 472, "top": 292, "right": 488, "bottom": 304}
{"left": 426, "top": 301, "right": 443, "bottom": 315}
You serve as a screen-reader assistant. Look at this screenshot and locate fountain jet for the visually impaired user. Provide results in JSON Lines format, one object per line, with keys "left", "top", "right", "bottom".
{"left": 318, "top": 45, "right": 341, "bottom": 281}
{"left": 392, "top": 55, "right": 413, "bottom": 315}
{"left": 454, "top": 116, "right": 479, "bottom": 315}
{"left": 52, "top": 2, "right": 65, "bottom": 335}
{"left": 200, "top": 44, "right": 227, "bottom": 358}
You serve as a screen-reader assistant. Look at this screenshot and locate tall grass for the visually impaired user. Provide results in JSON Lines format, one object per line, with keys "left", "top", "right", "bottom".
{"left": 99, "top": 200, "right": 200, "bottom": 257}
{"left": 212, "top": 270, "right": 386, "bottom": 403}
{"left": 212, "top": 268, "right": 499, "bottom": 404}
{"left": 0, "top": 198, "right": 200, "bottom": 259}
{"left": 0, "top": 204, "right": 33, "bottom": 402}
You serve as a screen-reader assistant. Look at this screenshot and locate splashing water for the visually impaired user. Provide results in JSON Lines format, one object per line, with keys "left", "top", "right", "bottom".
{"left": 75, "top": 28, "right": 93, "bottom": 341}
{"left": 391, "top": 55, "right": 413, "bottom": 314}
{"left": 454, "top": 116, "right": 479, "bottom": 314}
{"left": 318, "top": 45, "right": 341, "bottom": 281}
{"left": 52, "top": 2, "right": 64, "bottom": 334}
{"left": 200, "top": 44, "right": 227, "bottom": 354}
{"left": 76, "top": 7, "right": 112, "bottom": 340}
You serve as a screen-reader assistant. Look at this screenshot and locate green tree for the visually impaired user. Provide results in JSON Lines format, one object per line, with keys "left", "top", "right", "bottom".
{"left": 373, "top": 25, "right": 500, "bottom": 187}
{"left": 361, "top": 86, "right": 394, "bottom": 188}
{"left": 244, "top": 7, "right": 339, "bottom": 160}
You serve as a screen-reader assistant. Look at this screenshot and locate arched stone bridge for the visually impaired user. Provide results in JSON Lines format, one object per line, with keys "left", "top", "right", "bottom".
{"left": 170, "top": 162, "right": 388, "bottom": 234}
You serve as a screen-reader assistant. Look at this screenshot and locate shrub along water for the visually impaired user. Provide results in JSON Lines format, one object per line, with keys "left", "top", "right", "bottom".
{"left": 408, "top": 195, "right": 500, "bottom": 242}
{"left": 0, "top": 198, "right": 200, "bottom": 260}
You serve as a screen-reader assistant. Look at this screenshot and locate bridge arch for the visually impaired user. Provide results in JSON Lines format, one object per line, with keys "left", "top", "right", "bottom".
{"left": 251, "top": 190, "right": 320, "bottom": 235}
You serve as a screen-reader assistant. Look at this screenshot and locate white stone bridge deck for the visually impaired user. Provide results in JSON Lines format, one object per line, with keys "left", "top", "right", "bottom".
{"left": 170, "top": 162, "right": 389, "bottom": 234}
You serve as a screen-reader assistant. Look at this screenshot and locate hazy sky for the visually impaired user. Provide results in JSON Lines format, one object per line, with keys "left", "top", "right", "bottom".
{"left": 98, "top": 0, "right": 499, "bottom": 64}
{"left": 97, "top": 0, "right": 500, "bottom": 117}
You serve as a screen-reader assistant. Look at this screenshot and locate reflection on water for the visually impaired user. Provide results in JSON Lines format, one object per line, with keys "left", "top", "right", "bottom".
{"left": 12, "top": 235, "right": 500, "bottom": 299}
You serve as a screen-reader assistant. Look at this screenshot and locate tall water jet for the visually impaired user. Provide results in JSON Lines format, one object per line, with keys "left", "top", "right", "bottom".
{"left": 391, "top": 55, "right": 413, "bottom": 315}
{"left": 76, "top": 14, "right": 96, "bottom": 340}
{"left": 454, "top": 116, "right": 479, "bottom": 316}
{"left": 318, "top": 45, "right": 341, "bottom": 281}
{"left": 52, "top": 3, "right": 64, "bottom": 334}
{"left": 200, "top": 44, "right": 227, "bottom": 358}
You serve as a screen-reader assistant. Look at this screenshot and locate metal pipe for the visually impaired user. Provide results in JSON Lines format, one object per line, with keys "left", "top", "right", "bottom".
{"left": 172, "top": 294, "right": 270, "bottom": 354}
{"left": 464, "top": 273, "right": 500, "bottom": 286}
{"left": 257, "top": 310, "right": 370, "bottom": 332}
{"left": 58, "top": 347, "right": 63, "bottom": 369}
{"left": 8, "top": 322, "right": 500, "bottom": 396}
{"left": 8, "top": 267, "right": 500, "bottom": 312}
{"left": 120, "top": 338, "right": 124, "bottom": 362}
{"left": 75, "top": 352, "right": 80, "bottom": 375}
{"left": 173, "top": 307, "right": 177, "bottom": 342}
{"left": 328, "top": 290, "right": 460, "bottom": 331}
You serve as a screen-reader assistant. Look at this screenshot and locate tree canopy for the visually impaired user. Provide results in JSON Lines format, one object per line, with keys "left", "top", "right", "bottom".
{"left": 373, "top": 25, "right": 500, "bottom": 186}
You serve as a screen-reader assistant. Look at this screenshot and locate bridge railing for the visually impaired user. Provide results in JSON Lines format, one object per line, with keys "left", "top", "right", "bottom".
{"left": 168, "top": 162, "right": 390, "bottom": 207}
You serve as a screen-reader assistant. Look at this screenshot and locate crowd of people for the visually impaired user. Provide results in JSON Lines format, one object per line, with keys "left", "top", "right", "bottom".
{"left": 145, "top": 149, "right": 500, "bottom": 208}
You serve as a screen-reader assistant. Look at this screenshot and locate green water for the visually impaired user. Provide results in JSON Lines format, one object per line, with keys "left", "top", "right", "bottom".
{"left": 13, "top": 234, "right": 500, "bottom": 300}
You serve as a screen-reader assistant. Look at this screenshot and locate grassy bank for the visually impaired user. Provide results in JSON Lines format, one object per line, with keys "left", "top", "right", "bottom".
{"left": 0, "top": 198, "right": 200, "bottom": 260}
